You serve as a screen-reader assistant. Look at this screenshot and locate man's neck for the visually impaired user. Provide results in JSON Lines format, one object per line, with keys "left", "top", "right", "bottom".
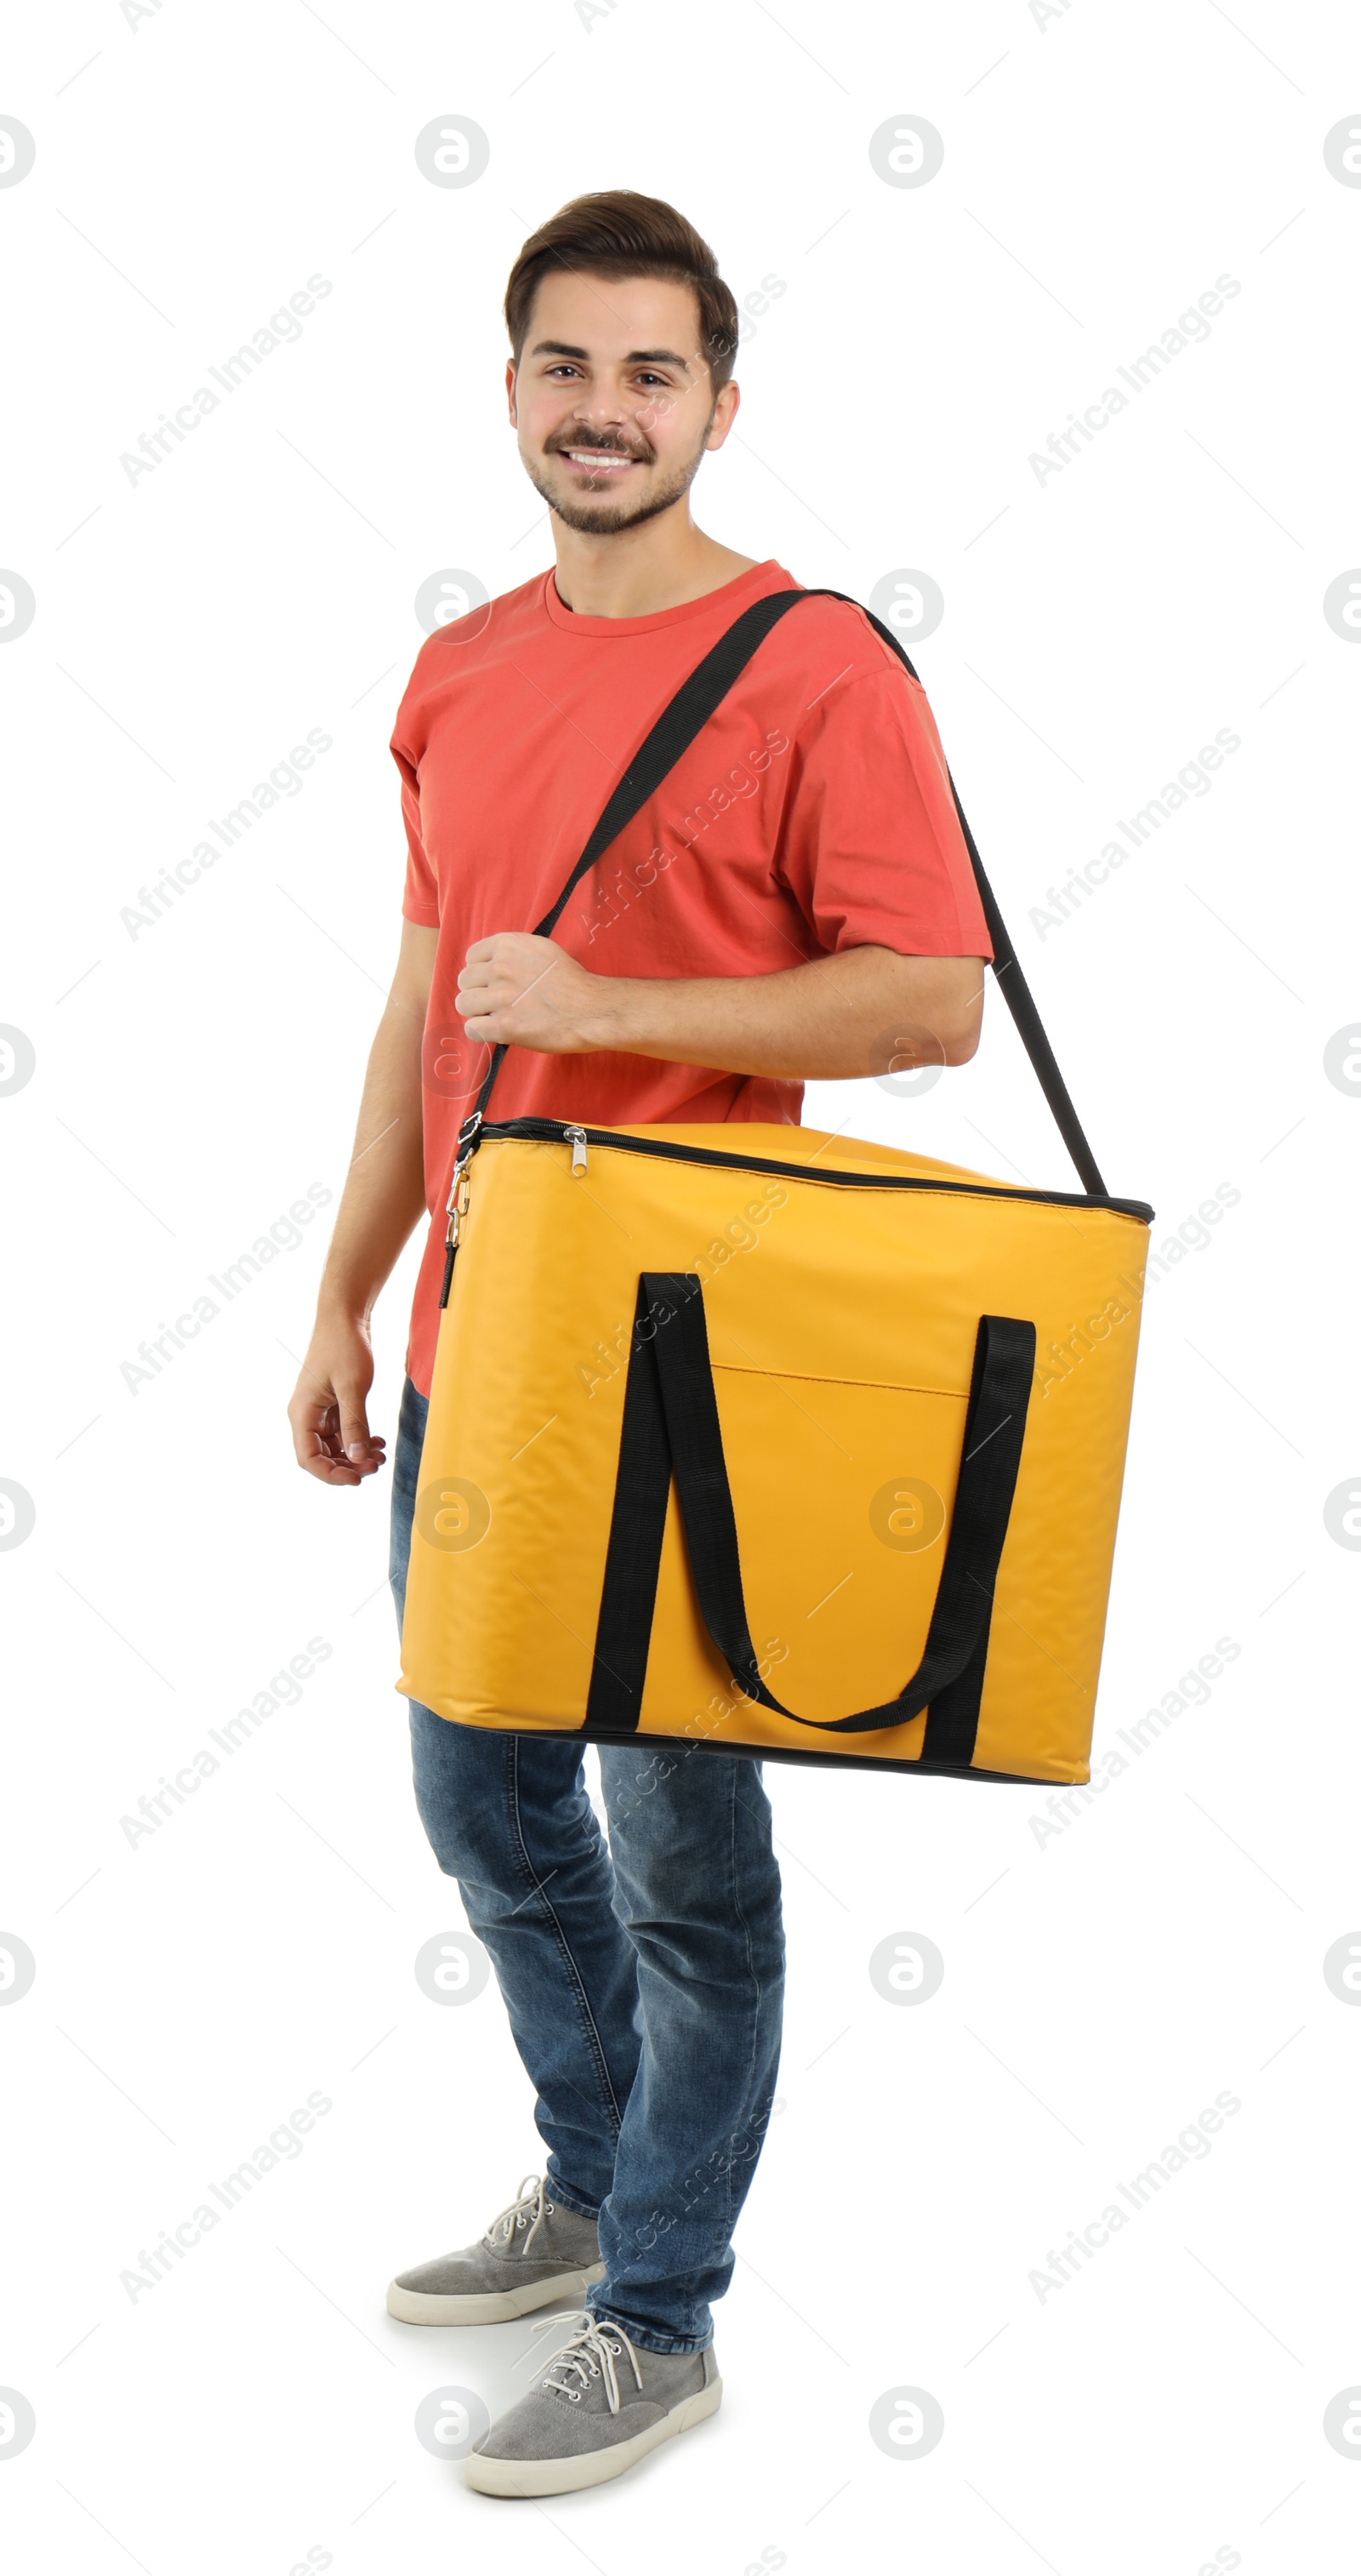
{"left": 550, "top": 514, "right": 761, "bottom": 618}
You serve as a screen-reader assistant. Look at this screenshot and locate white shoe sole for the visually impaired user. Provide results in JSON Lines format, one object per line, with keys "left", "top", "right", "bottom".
{"left": 463, "top": 2374, "right": 722, "bottom": 2496}
{"left": 385, "top": 2260, "right": 606, "bottom": 2326}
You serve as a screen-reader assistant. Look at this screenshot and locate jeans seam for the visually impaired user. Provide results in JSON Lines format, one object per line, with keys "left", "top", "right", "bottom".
{"left": 585, "top": 2308, "right": 711, "bottom": 2358}
{"left": 726, "top": 1762, "right": 776, "bottom": 2244}
{"left": 505, "top": 1736, "right": 628, "bottom": 2140}
{"left": 545, "top": 2185, "right": 601, "bottom": 2223}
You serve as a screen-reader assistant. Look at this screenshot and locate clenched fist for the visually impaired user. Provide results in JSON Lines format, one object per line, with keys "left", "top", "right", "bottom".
{"left": 456, "top": 932, "right": 615, "bottom": 1052}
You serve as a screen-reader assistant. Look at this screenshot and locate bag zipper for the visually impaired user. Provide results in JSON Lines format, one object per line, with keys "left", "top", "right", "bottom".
{"left": 467, "top": 1115, "right": 1154, "bottom": 1223}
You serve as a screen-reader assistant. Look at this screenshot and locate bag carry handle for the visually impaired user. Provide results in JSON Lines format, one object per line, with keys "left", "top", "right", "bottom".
{"left": 585, "top": 1274, "right": 1036, "bottom": 1757}
{"left": 459, "top": 586, "right": 1108, "bottom": 1198}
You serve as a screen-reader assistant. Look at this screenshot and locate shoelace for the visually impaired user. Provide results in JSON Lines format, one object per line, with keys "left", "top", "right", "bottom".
{"left": 531, "top": 2309, "right": 644, "bottom": 2414}
{"left": 482, "top": 2172, "right": 552, "bottom": 2257}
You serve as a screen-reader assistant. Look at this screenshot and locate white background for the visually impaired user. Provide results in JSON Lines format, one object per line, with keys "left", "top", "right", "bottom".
{"left": 3, "top": 2, "right": 1358, "bottom": 2569}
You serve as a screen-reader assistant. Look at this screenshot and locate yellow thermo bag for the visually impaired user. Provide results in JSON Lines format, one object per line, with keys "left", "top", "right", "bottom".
{"left": 396, "top": 591, "right": 1152, "bottom": 1787}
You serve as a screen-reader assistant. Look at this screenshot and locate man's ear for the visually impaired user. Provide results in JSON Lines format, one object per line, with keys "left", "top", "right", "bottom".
{"left": 705, "top": 379, "right": 741, "bottom": 452}
{"left": 505, "top": 356, "right": 517, "bottom": 425}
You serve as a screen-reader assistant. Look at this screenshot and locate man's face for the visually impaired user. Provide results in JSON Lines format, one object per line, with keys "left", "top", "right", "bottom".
{"left": 507, "top": 270, "right": 737, "bottom": 536}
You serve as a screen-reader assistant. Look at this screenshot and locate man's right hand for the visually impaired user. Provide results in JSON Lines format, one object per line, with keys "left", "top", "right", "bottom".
{"left": 288, "top": 1312, "right": 388, "bottom": 1486}
{"left": 286, "top": 919, "right": 436, "bottom": 1489}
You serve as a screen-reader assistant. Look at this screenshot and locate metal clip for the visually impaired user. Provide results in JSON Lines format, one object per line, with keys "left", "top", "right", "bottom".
{"left": 444, "top": 1110, "right": 485, "bottom": 1245}
{"left": 564, "top": 1126, "right": 589, "bottom": 1177}
{"left": 445, "top": 1171, "right": 471, "bottom": 1249}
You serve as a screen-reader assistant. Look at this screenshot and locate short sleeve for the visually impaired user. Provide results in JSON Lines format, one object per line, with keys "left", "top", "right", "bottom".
{"left": 774, "top": 664, "right": 993, "bottom": 960}
{"left": 390, "top": 741, "right": 440, "bottom": 927}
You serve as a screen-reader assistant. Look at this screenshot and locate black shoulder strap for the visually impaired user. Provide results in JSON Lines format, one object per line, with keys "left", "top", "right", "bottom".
{"left": 462, "top": 585, "right": 1107, "bottom": 1198}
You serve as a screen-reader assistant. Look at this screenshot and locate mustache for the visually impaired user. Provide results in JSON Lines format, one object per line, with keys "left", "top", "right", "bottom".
{"left": 548, "top": 434, "right": 653, "bottom": 461}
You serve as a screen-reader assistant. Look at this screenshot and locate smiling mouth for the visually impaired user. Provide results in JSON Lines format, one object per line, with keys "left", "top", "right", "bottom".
{"left": 557, "top": 448, "right": 644, "bottom": 475}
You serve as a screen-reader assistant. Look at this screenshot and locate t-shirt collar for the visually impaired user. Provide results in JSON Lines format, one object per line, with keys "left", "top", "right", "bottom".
{"left": 542, "top": 558, "right": 788, "bottom": 637}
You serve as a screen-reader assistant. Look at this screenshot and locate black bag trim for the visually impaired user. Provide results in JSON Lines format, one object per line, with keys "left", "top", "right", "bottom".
{"left": 512, "top": 1724, "right": 1064, "bottom": 1783}
{"left": 460, "top": 585, "right": 1111, "bottom": 1198}
{"left": 473, "top": 1115, "right": 1154, "bottom": 1227}
{"left": 585, "top": 1274, "right": 1035, "bottom": 1757}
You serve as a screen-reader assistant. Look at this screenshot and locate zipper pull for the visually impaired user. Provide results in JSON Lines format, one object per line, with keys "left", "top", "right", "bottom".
{"left": 565, "top": 1126, "right": 589, "bottom": 1177}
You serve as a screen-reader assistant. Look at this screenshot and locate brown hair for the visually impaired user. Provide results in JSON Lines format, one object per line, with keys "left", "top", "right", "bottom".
{"left": 504, "top": 191, "right": 740, "bottom": 393}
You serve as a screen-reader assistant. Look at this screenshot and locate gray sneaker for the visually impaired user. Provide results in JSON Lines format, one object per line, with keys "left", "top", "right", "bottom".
{"left": 464, "top": 2307, "right": 722, "bottom": 2497}
{"left": 386, "top": 2174, "right": 606, "bottom": 2326}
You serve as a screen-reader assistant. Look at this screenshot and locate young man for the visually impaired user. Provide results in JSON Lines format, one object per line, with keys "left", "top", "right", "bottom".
{"left": 288, "top": 191, "right": 990, "bottom": 2498}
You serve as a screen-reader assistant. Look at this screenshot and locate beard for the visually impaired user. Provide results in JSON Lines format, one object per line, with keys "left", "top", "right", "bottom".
{"left": 524, "top": 422, "right": 714, "bottom": 536}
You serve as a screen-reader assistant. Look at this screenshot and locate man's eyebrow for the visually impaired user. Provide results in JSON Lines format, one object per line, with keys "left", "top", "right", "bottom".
{"left": 527, "top": 339, "right": 695, "bottom": 373}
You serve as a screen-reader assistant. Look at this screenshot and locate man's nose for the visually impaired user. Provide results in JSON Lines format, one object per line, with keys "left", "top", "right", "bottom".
{"left": 571, "top": 385, "right": 629, "bottom": 427}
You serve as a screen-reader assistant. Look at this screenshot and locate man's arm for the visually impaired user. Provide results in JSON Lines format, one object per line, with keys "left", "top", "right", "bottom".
{"left": 457, "top": 934, "right": 984, "bottom": 1078}
{"left": 288, "top": 920, "right": 437, "bottom": 1485}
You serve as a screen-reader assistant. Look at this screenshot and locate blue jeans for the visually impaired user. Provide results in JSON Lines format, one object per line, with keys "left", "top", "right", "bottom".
{"left": 389, "top": 1375, "right": 785, "bottom": 2354}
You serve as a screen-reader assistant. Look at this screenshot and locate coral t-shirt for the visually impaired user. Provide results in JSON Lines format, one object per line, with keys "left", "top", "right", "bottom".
{"left": 390, "top": 557, "right": 992, "bottom": 1397}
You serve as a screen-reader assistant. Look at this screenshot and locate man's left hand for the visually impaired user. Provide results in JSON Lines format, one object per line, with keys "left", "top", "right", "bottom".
{"left": 457, "top": 933, "right": 609, "bottom": 1053}
{"left": 454, "top": 934, "right": 983, "bottom": 1080}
